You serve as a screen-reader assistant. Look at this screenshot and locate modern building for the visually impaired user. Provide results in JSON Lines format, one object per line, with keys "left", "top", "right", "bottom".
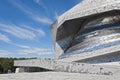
{"left": 14, "top": 0, "right": 120, "bottom": 74}
{"left": 50, "top": 0, "right": 120, "bottom": 63}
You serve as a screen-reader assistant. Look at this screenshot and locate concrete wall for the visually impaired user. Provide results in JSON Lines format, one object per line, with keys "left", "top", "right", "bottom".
{"left": 58, "top": 44, "right": 120, "bottom": 63}
{"left": 78, "top": 51, "right": 120, "bottom": 63}
{"left": 14, "top": 59, "right": 120, "bottom": 75}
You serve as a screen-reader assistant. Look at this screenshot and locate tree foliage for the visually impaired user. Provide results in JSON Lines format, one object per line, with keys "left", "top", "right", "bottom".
{"left": 0, "top": 58, "right": 37, "bottom": 74}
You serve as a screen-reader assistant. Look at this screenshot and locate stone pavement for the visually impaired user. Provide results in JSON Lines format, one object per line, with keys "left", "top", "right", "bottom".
{"left": 0, "top": 72, "right": 119, "bottom": 80}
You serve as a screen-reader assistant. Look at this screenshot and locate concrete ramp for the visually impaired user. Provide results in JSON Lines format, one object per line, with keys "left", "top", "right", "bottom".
{"left": 14, "top": 59, "right": 120, "bottom": 75}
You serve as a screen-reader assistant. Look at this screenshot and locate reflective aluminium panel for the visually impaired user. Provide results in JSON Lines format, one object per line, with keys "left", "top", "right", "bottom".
{"left": 61, "top": 15, "right": 120, "bottom": 58}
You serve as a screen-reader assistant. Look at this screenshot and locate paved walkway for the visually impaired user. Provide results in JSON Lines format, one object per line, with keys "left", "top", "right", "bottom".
{"left": 0, "top": 72, "right": 119, "bottom": 80}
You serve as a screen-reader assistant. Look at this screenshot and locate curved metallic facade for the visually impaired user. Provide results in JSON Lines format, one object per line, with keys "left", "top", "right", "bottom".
{"left": 50, "top": 0, "right": 120, "bottom": 61}
{"left": 61, "top": 14, "right": 120, "bottom": 58}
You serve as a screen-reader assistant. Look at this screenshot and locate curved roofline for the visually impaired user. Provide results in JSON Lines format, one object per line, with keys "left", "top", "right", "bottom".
{"left": 51, "top": 0, "right": 120, "bottom": 28}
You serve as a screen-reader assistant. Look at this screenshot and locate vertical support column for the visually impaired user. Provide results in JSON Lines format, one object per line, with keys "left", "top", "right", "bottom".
{"left": 15, "top": 67, "right": 26, "bottom": 73}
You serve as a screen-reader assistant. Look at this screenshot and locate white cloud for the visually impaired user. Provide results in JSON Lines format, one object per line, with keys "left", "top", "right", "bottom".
{"left": 13, "top": 43, "right": 31, "bottom": 49}
{"left": 11, "top": 0, "right": 52, "bottom": 25}
{"left": 37, "top": 29, "right": 45, "bottom": 36}
{"left": 34, "top": 0, "right": 40, "bottom": 3}
{"left": 0, "top": 22, "right": 45, "bottom": 40}
{"left": 0, "top": 47, "right": 53, "bottom": 57}
{"left": 0, "top": 50, "right": 11, "bottom": 57}
{"left": 34, "top": 0, "right": 47, "bottom": 11}
{"left": 54, "top": 11, "right": 59, "bottom": 19}
{"left": 0, "top": 22, "right": 36, "bottom": 40}
{"left": 20, "top": 24, "right": 46, "bottom": 37}
{"left": 18, "top": 47, "right": 53, "bottom": 55}
{"left": 0, "top": 22, "right": 46, "bottom": 49}
{"left": 33, "top": 16, "right": 52, "bottom": 24}
{"left": 0, "top": 31, "right": 30, "bottom": 49}
{"left": 0, "top": 33, "right": 11, "bottom": 43}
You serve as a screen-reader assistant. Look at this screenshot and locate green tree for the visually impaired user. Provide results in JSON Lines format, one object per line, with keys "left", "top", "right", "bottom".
{"left": 0, "top": 64, "right": 3, "bottom": 73}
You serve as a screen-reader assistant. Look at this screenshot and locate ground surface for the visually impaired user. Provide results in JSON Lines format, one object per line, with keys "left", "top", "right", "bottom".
{"left": 0, "top": 72, "right": 119, "bottom": 80}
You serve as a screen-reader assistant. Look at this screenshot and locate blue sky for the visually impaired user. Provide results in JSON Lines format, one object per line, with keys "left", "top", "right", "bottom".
{"left": 0, "top": 0, "right": 82, "bottom": 58}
